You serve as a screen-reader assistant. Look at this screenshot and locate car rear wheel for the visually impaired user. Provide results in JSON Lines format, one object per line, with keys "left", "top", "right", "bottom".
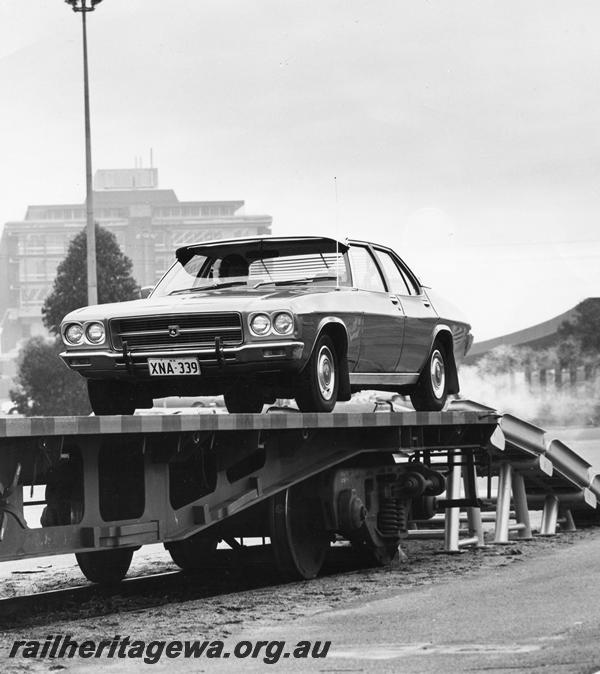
{"left": 410, "top": 339, "right": 448, "bottom": 412}
{"left": 223, "top": 384, "right": 264, "bottom": 413}
{"left": 295, "top": 334, "right": 338, "bottom": 412}
{"left": 87, "top": 380, "right": 136, "bottom": 415}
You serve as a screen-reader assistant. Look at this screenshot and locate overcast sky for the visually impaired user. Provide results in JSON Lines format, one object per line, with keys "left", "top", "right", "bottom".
{"left": 1, "top": 0, "right": 599, "bottom": 340}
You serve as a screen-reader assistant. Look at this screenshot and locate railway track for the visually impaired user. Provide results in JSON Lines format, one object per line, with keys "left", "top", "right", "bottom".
{"left": 0, "top": 544, "right": 381, "bottom": 629}
{"left": 3, "top": 527, "right": 597, "bottom": 634}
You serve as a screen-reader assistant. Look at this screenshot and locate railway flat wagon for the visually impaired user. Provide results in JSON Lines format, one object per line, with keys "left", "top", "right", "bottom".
{"left": 0, "top": 408, "right": 498, "bottom": 584}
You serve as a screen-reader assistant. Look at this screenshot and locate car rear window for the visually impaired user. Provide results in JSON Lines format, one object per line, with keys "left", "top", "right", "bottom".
{"left": 248, "top": 253, "right": 348, "bottom": 284}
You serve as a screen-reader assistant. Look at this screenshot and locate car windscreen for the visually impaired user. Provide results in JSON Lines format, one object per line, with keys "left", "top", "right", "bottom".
{"left": 152, "top": 250, "right": 349, "bottom": 296}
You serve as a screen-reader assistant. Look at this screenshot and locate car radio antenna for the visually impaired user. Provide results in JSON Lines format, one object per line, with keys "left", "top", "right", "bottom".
{"left": 258, "top": 238, "right": 272, "bottom": 281}
{"left": 334, "top": 176, "right": 340, "bottom": 288}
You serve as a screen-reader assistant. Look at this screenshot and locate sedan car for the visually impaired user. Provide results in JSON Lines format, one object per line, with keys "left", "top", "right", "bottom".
{"left": 60, "top": 236, "right": 473, "bottom": 414}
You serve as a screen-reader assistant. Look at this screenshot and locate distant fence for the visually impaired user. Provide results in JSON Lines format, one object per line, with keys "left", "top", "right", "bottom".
{"left": 475, "top": 365, "right": 600, "bottom": 393}
{"left": 525, "top": 363, "right": 600, "bottom": 391}
{"left": 461, "top": 362, "right": 600, "bottom": 425}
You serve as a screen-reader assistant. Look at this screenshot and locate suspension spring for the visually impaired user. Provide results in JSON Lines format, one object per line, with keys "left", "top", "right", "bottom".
{"left": 397, "top": 499, "right": 409, "bottom": 533}
{"left": 378, "top": 496, "right": 410, "bottom": 537}
{"left": 378, "top": 497, "right": 401, "bottom": 536}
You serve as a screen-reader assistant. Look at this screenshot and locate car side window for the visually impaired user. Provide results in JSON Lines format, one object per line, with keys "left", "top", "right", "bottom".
{"left": 348, "top": 245, "right": 386, "bottom": 292}
{"left": 374, "top": 249, "right": 413, "bottom": 295}
{"left": 398, "top": 263, "right": 421, "bottom": 295}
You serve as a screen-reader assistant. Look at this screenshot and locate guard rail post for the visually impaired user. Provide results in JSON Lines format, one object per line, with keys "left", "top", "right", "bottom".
{"left": 493, "top": 462, "right": 534, "bottom": 544}
{"left": 511, "top": 471, "right": 533, "bottom": 540}
{"left": 462, "top": 450, "right": 485, "bottom": 548}
{"left": 540, "top": 494, "right": 560, "bottom": 535}
{"left": 559, "top": 509, "right": 577, "bottom": 532}
{"left": 494, "top": 462, "right": 513, "bottom": 544}
{"left": 444, "top": 450, "right": 461, "bottom": 552}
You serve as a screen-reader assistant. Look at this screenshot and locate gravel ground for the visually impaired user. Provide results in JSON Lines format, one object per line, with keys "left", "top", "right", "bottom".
{"left": 0, "top": 524, "right": 597, "bottom": 672}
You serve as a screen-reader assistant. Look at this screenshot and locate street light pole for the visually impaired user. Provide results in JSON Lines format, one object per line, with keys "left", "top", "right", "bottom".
{"left": 65, "top": 0, "right": 103, "bottom": 306}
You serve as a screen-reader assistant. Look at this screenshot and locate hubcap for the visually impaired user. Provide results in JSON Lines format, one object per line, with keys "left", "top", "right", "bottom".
{"left": 430, "top": 349, "right": 445, "bottom": 399}
{"left": 316, "top": 345, "right": 335, "bottom": 400}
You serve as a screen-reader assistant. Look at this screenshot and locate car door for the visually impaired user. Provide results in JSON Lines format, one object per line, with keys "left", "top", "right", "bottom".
{"left": 372, "top": 247, "right": 437, "bottom": 373}
{"left": 347, "top": 244, "right": 404, "bottom": 372}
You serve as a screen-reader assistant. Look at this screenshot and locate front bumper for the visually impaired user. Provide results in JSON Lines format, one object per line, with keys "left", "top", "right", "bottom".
{"left": 60, "top": 340, "right": 306, "bottom": 380}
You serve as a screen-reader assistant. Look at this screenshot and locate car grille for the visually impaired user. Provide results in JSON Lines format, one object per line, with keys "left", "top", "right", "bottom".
{"left": 110, "top": 313, "right": 243, "bottom": 350}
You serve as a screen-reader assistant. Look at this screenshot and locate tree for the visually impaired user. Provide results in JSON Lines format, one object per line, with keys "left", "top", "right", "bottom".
{"left": 555, "top": 336, "right": 583, "bottom": 369}
{"left": 11, "top": 224, "right": 139, "bottom": 416}
{"left": 475, "top": 345, "right": 529, "bottom": 376}
{"left": 558, "top": 298, "right": 600, "bottom": 355}
{"left": 42, "top": 224, "right": 139, "bottom": 335}
{"left": 9, "top": 337, "right": 91, "bottom": 416}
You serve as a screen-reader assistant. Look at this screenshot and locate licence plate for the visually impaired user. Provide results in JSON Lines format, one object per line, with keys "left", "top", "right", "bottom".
{"left": 148, "top": 357, "right": 200, "bottom": 377}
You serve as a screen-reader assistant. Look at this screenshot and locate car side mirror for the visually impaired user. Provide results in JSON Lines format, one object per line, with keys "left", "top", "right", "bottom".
{"left": 139, "top": 285, "right": 154, "bottom": 299}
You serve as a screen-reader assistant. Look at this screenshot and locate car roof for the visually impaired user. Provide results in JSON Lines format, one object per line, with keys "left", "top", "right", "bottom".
{"left": 176, "top": 236, "right": 350, "bottom": 264}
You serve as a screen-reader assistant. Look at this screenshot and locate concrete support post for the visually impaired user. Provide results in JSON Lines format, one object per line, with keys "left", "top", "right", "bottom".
{"left": 559, "top": 509, "right": 576, "bottom": 532}
{"left": 511, "top": 471, "right": 533, "bottom": 540}
{"left": 494, "top": 463, "right": 513, "bottom": 544}
{"left": 540, "top": 494, "right": 559, "bottom": 536}
{"left": 462, "top": 451, "right": 485, "bottom": 547}
{"left": 444, "top": 450, "right": 462, "bottom": 553}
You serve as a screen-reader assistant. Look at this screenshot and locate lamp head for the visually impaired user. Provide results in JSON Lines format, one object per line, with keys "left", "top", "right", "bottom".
{"left": 64, "top": 0, "right": 103, "bottom": 11}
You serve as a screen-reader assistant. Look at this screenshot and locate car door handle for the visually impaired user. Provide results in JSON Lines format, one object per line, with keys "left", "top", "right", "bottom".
{"left": 390, "top": 297, "right": 399, "bottom": 305}
{"left": 422, "top": 299, "right": 431, "bottom": 307}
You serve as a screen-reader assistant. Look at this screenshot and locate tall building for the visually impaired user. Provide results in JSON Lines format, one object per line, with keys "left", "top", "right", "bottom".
{"left": 0, "top": 167, "right": 272, "bottom": 355}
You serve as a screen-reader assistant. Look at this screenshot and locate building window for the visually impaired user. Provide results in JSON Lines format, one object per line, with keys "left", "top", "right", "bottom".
{"left": 20, "top": 284, "right": 50, "bottom": 306}
{"left": 21, "top": 234, "right": 44, "bottom": 254}
{"left": 46, "top": 234, "right": 65, "bottom": 255}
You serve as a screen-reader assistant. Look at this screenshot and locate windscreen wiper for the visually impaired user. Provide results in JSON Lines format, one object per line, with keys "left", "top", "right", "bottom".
{"left": 253, "top": 276, "right": 337, "bottom": 289}
{"left": 169, "top": 281, "right": 247, "bottom": 295}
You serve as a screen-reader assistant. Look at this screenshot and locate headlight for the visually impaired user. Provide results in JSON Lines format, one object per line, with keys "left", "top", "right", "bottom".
{"left": 273, "top": 312, "right": 293, "bottom": 335}
{"left": 64, "top": 323, "right": 84, "bottom": 345}
{"left": 250, "top": 313, "right": 271, "bottom": 336}
{"left": 85, "top": 322, "right": 105, "bottom": 344}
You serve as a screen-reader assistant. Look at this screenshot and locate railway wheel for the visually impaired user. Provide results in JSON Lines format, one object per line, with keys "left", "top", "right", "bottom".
{"left": 410, "top": 339, "right": 448, "bottom": 412}
{"left": 88, "top": 380, "right": 136, "bottom": 415}
{"left": 164, "top": 533, "right": 218, "bottom": 571}
{"left": 224, "top": 384, "right": 264, "bottom": 413}
{"left": 268, "top": 480, "right": 330, "bottom": 581}
{"left": 295, "top": 334, "right": 338, "bottom": 412}
{"left": 75, "top": 548, "right": 134, "bottom": 584}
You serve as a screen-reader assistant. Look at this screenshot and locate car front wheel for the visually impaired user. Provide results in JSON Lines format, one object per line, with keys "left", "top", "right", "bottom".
{"left": 87, "top": 380, "right": 136, "bottom": 415}
{"left": 295, "top": 334, "right": 338, "bottom": 412}
{"left": 223, "top": 383, "right": 264, "bottom": 413}
{"left": 410, "top": 340, "right": 448, "bottom": 412}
